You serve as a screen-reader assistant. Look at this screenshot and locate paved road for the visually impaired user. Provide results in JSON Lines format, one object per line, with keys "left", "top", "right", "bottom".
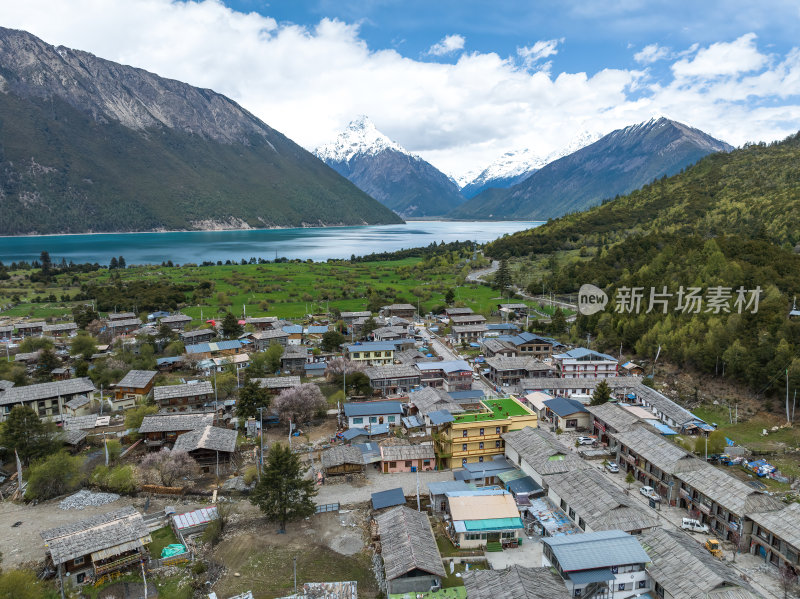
{"left": 315, "top": 468, "right": 453, "bottom": 506}
{"left": 419, "top": 328, "right": 494, "bottom": 395}
{"left": 466, "top": 260, "right": 499, "bottom": 283}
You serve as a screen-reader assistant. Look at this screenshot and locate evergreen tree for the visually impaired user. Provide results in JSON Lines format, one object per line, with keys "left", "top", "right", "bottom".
{"left": 109, "top": 257, "right": 118, "bottom": 269}
{"left": 0, "top": 406, "right": 57, "bottom": 464}
{"left": 250, "top": 442, "right": 317, "bottom": 533}
{"left": 494, "top": 259, "right": 512, "bottom": 292}
{"left": 237, "top": 379, "right": 272, "bottom": 420}
{"left": 118, "top": 255, "right": 126, "bottom": 269}
{"left": 445, "top": 288, "right": 455, "bottom": 304}
{"left": 221, "top": 312, "right": 243, "bottom": 338}
{"left": 361, "top": 316, "right": 379, "bottom": 339}
{"left": 550, "top": 307, "right": 567, "bottom": 335}
{"left": 321, "top": 330, "right": 346, "bottom": 352}
{"left": 591, "top": 379, "right": 612, "bottom": 405}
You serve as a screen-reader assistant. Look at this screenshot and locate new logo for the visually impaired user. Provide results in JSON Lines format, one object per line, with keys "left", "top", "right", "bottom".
{"left": 578, "top": 284, "right": 608, "bottom": 315}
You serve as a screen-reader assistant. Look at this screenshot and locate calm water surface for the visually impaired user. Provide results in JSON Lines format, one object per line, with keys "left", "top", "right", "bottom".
{"left": 0, "top": 221, "right": 541, "bottom": 265}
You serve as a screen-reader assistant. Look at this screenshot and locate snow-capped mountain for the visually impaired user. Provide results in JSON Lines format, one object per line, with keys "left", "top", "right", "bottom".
{"left": 315, "top": 116, "right": 465, "bottom": 218}
{"left": 460, "top": 130, "right": 602, "bottom": 198}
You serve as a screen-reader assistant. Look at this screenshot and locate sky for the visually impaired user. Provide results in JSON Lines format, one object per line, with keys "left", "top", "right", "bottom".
{"left": 3, "top": 0, "right": 800, "bottom": 181}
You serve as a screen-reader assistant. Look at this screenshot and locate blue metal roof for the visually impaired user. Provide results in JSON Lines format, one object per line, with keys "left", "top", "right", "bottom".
{"left": 185, "top": 340, "right": 242, "bottom": 354}
{"left": 371, "top": 487, "right": 406, "bottom": 510}
{"left": 554, "top": 347, "right": 617, "bottom": 361}
{"left": 416, "top": 360, "right": 471, "bottom": 373}
{"left": 427, "top": 481, "right": 476, "bottom": 495}
{"left": 368, "top": 423, "right": 390, "bottom": 435}
{"left": 486, "top": 323, "right": 520, "bottom": 331}
{"left": 306, "top": 326, "right": 329, "bottom": 334}
{"left": 544, "top": 530, "right": 650, "bottom": 572}
{"left": 428, "top": 410, "right": 454, "bottom": 425}
{"left": 645, "top": 420, "right": 678, "bottom": 435}
{"left": 304, "top": 362, "right": 327, "bottom": 371}
{"left": 567, "top": 568, "right": 616, "bottom": 584}
{"left": 343, "top": 401, "right": 403, "bottom": 417}
{"left": 544, "top": 397, "right": 588, "bottom": 417}
{"left": 157, "top": 356, "right": 183, "bottom": 365}
{"left": 448, "top": 389, "right": 485, "bottom": 400}
{"left": 282, "top": 325, "right": 303, "bottom": 334}
{"left": 506, "top": 475, "right": 541, "bottom": 495}
{"left": 402, "top": 415, "right": 424, "bottom": 429}
{"left": 342, "top": 428, "right": 368, "bottom": 441}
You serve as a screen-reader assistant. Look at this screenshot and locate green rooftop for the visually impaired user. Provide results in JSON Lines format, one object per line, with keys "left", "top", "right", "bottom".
{"left": 452, "top": 397, "right": 532, "bottom": 423}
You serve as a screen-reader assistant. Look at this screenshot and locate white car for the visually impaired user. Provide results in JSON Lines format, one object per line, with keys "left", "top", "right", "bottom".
{"left": 640, "top": 486, "right": 661, "bottom": 501}
{"left": 577, "top": 436, "right": 595, "bottom": 445}
{"left": 605, "top": 462, "right": 620, "bottom": 473}
{"left": 681, "top": 518, "right": 710, "bottom": 533}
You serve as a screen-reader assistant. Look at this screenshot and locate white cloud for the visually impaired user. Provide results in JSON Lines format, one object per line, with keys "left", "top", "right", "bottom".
{"left": 426, "top": 34, "right": 465, "bottom": 56}
{"left": 672, "top": 33, "right": 767, "bottom": 77}
{"left": 634, "top": 43, "right": 671, "bottom": 64}
{"left": 1, "top": 2, "right": 799, "bottom": 181}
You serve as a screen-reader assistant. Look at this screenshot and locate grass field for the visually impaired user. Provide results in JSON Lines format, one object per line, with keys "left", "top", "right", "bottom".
{"left": 149, "top": 525, "right": 181, "bottom": 558}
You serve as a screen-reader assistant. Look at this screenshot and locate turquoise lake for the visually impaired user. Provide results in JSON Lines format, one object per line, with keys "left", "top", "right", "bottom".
{"left": 0, "top": 221, "right": 541, "bottom": 265}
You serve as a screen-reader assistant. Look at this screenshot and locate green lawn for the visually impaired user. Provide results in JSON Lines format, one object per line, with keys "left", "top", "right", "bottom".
{"left": 441, "top": 562, "right": 487, "bottom": 589}
{"left": 149, "top": 525, "right": 181, "bottom": 558}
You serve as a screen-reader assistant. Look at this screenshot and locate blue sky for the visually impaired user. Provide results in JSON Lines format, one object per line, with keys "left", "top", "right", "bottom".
{"left": 4, "top": 0, "right": 800, "bottom": 179}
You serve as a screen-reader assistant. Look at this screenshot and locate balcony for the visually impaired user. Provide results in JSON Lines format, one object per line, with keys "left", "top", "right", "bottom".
{"left": 94, "top": 552, "right": 142, "bottom": 576}
{"left": 451, "top": 447, "right": 504, "bottom": 458}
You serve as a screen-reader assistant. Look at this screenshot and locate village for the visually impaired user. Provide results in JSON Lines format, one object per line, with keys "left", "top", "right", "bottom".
{"left": 0, "top": 300, "right": 798, "bottom": 599}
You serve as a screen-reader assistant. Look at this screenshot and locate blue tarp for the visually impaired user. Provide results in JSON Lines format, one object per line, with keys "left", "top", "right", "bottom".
{"left": 725, "top": 437, "right": 735, "bottom": 447}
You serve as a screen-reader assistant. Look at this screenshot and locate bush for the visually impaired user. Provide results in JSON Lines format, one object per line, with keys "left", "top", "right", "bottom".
{"left": 243, "top": 465, "right": 259, "bottom": 486}
{"left": 25, "top": 452, "right": 84, "bottom": 500}
{"left": 125, "top": 403, "right": 159, "bottom": 433}
{"left": 91, "top": 465, "right": 138, "bottom": 494}
{"left": 201, "top": 518, "right": 223, "bottom": 546}
{"left": 0, "top": 569, "right": 51, "bottom": 599}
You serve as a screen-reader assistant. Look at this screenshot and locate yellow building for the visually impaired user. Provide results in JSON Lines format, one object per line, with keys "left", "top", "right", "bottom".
{"left": 345, "top": 342, "right": 395, "bottom": 365}
{"left": 436, "top": 397, "right": 537, "bottom": 468}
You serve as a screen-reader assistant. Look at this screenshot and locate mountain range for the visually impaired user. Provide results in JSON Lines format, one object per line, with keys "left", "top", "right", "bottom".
{"left": 315, "top": 116, "right": 465, "bottom": 218}
{"left": 0, "top": 27, "right": 401, "bottom": 235}
{"left": 451, "top": 118, "right": 733, "bottom": 220}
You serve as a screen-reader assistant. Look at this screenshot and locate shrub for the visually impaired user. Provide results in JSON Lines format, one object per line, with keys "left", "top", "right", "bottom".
{"left": 91, "top": 464, "right": 138, "bottom": 494}
{"left": 25, "top": 452, "right": 84, "bottom": 500}
{"left": 201, "top": 518, "right": 223, "bottom": 546}
{"left": 243, "top": 465, "right": 259, "bottom": 486}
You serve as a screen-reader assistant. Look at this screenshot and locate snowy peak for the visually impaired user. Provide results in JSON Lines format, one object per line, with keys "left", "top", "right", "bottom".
{"left": 315, "top": 116, "right": 410, "bottom": 163}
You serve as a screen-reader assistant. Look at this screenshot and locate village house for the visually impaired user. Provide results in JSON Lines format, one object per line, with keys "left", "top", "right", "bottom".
{"left": 371, "top": 487, "right": 407, "bottom": 511}
{"left": 480, "top": 338, "right": 518, "bottom": 358}
{"left": 446, "top": 489, "right": 524, "bottom": 549}
{"left": 364, "top": 364, "right": 421, "bottom": 397}
{"left": 16, "top": 320, "right": 46, "bottom": 337}
{"left": 408, "top": 387, "right": 465, "bottom": 431}
{"left": 345, "top": 341, "right": 396, "bottom": 366}
{"left": 585, "top": 401, "right": 642, "bottom": 447}
{"left": 380, "top": 443, "right": 436, "bottom": 472}
{"left": 173, "top": 425, "right": 238, "bottom": 471}
{"left": 380, "top": 303, "right": 416, "bottom": 319}
{"left": 463, "top": 566, "right": 571, "bottom": 599}
{"left": 282, "top": 324, "right": 304, "bottom": 344}
{"left": 375, "top": 506, "right": 445, "bottom": 594}
{"left": 321, "top": 445, "right": 365, "bottom": 478}
{"left": 109, "top": 312, "right": 137, "bottom": 321}
{"left": 371, "top": 326, "right": 407, "bottom": 342}
{"left": 542, "top": 397, "right": 590, "bottom": 431}
{"left": 428, "top": 481, "right": 475, "bottom": 514}
{"left": 304, "top": 325, "right": 329, "bottom": 343}
{"left": 485, "top": 322, "right": 521, "bottom": 336}
{"left": 545, "top": 468, "right": 659, "bottom": 535}
{"left": 171, "top": 507, "right": 219, "bottom": 543}
{"left": 159, "top": 313, "right": 193, "bottom": 331}
{"left": 185, "top": 340, "right": 243, "bottom": 359}
{"left": 451, "top": 324, "right": 489, "bottom": 344}
{"left": 113, "top": 369, "right": 156, "bottom": 409}
{"left": 748, "top": 502, "right": 800, "bottom": 571}
{"left": 280, "top": 345, "right": 308, "bottom": 374}
{"left": 639, "top": 527, "right": 762, "bottom": 599}
{"left": 180, "top": 328, "right": 216, "bottom": 344}
{"left": 43, "top": 322, "right": 78, "bottom": 337}
{"left": 340, "top": 311, "right": 372, "bottom": 325}
{"left": 154, "top": 381, "right": 215, "bottom": 412}
{"left": 251, "top": 328, "right": 290, "bottom": 350}
{"left": 106, "top": 318, "right": 142, "bottom": 336}
{"left": 40, "top": 506, "right": 151, "bottom": 586}
{"left": 0, "top": 378, "right": 96, "bottom": 422}
{"left": 502, "top": 427, "right": 591, "bottom": 490}
{"left": 451, "top": 314, "right": 487, "bottom": 326}
{"left": 436, "top": 397, "right": 537, "bottom": 468}
{"left": 138, "top": 413, "right": 215, "bottom": 448}
{"left": 542, "top": 530, "right": 651, "bottom": 599}
{"left": 493, "top": 332, "right": 562, "bottom": 360}
{"left": 416, "top": 360, "right": 473, "bottom": 391}
{"left": 485, "top": 356, "right": 554, "bottom": 387}
{"left": 453, "top": 455, "right": 516, "bottom": 486}
{"left": 498, "top": 303, "right": 530, "bottom": 318}
{"left": 0, "top": 324, "right": 13, "bottom": 340}
{"left": 244, "top": 316, "right": 278, "bottom": 331}
{"left": 253, "top": 376, "right": 301, "bottom": 396}
{"left": 552, "top": 348, "right": 619, "bottom": 378}
{"left": 343, "top": 401, "right": 403, "bottom": 429}
{"left": 64, "top": 395, "right": 92, "bottom": 418}
{"left": 444, "top": 307, "right": 474, "bottom": 317}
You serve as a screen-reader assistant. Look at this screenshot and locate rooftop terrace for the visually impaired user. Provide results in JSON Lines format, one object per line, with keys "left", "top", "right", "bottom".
{"left": 452, "top": 397, "right": 532, "bottom": 423}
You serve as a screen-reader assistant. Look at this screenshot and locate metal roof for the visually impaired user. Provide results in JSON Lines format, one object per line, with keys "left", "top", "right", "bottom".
{"left": 153, "top": 381, "right": 213, "bottom": 401}
{"left": 40, "top": 506, "right": 150, "bottom": 566}
{"left": 172, "top": 506, "right": 218, "bottom": 530}
{"left": 543, "top": 397, "right": 588, "bottom": 418}
{"left": 639, "top": 528, "right": 762, "bottom": 599}
{"left": 409, "top": 387, "right": 464, "bottom": 415}
{"left": 173, "top": 425, "right": 237, "bottom": 453}
{"left": 341, "top": 428, "right": 369, "bottom": 441}
{"left": 116, "top": 369, "right": 156, "bottom": 389}
{"left": 345, "top": 342, "right": 397, "bottom": 352}
{"left": 427, "top": 481, "right": 476, "bottom": 495}
{"left": 554, "top": 348, "right": 618, "bottom": 361}
{"left": 427, "top": 410, "right": 454, "bottom": 425}
{"left": 567, "top": 568, "right": 615, "bottom": 584}
{"left": 375, "top": 506, "right": 445, "bottom": 580}
{"left": 462, "top": 566, "right": 570, "bottom": 599}
{"left": 0, "top": 377, "right": 96, "bottom": 406}
{"left": 185, "top": 340, "right": 242, "bottom": 354}
{"left": 343, "top": 401, "right": 402, "bottom": 417}
{"left": 416, "top": 360, "right": 472, "bottom": 373}
{"left": 544, "top": 530, "right": 650, "bottom": 572}
{"left": 371, "top": 487, "right": 406, "bottom": 510}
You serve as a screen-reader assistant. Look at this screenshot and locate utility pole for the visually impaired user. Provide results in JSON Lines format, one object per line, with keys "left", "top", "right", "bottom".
{"left": 257, "top": 406, "right": 265, "bottom": 479}
{"left": 141, "top": 560, "right": 148, "bottom": 599}
{"left": 416, "top": 468, "right": 421, "bottom": 512}
{"left": 293, "top": 556, "right": 298, "bottom": 594}
{"left": 289, "top": 419, "right": 293, "bottom": 450}
{"left": 786, "top": 368, "right": 791, "bottom": 424}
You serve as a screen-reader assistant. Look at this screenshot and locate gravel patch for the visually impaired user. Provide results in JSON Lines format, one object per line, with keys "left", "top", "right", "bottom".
{"left": 59, "top": 489, "right": 121, "bottom": 510}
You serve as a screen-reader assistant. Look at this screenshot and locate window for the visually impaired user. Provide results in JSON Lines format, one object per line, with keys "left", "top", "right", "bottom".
{"left": 479, "top": 442, "right": 484, "bottom": 450}
{"left": 389, "top": 462, "right": 396, "bottom": 468}
{"left": 370, "top": 416, "right": 377, "bottom": 423}
{"left": 618, "top": 583, "right": 627, "bottom": 592}
{"left": 462, "top": 444, "right": 468, "bottom": 451}
{"left": 352, "top": 417, "right": 363, "bottom": 424}
{"left": 496, "top": 426, "right": 501, "bottom": 434}
{"left": 405, "top": 461, "right": 412, "bottom": 467}
{"left": 352, "top": 353, "right": 360, "bottom": 358}
{"left": 462, "top": 458, "right": 467, "bottom": 466}
{"left": 462, "top": 430, "right": 468, "bottom": 437}
{"left": 495, "top": 441, "right": 501, "bottom": 448}
{"left": 638, "top": 580, "right": 647, "bottom": 589}
{"left": 479, "top": 428, "right": 485, "bottom": 435}
{"left": 478, "top": 456, "right": 484, "bottom": 463}
{"left": 574, "top": 589, "right": 582, "bottom": 597}
{"left": 388, "top": 415, "right": 396, "bottom": 423}
{"left": 74, "top": 556, "right": 85, "bottom": 566}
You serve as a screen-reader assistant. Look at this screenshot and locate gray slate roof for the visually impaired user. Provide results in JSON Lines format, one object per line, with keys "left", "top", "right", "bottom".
{"left": 153, "top": 381, "right": 213, "bottom": 401}
{"left": 321, "top": 445, "right": 364, "bottom": 468}
{"left": 639, "top": 528, "right": 763, "bottom": 599}
{"left": 56, "top": 428, "right": 88, "bottom": 446}
{"left": 0, "top": 378, "right": 96, "bottom": 406}
{"left": 677, "top": 463, "right": 784, "bottom": 516}
{"left": 462, "top": 566, "right": 570, "bottom": 599}
{"left": 42, "top": 323, "right": 78, "bottom": 332}
{"left": 375, "top": 506, "right": 445, "bottom": 580}
{"left": 364, "top": 364, "right": 420, "bottom": 380}
{"left": 254, "top": 376, "right": 302, "bottom": 389}
{"left": 380, "top": 443, "right": 435, "bottom": 461}
{"left": 486, "top": 356, "right": 552, "bottom": 372}
{"left": 585, "top": 402, "right": 641, "bottom": 432}
{"left": 502, "top": 427, "right": 591, "bottom": 476}
{"left": 611, "top": 426, "right": 701, "bottom": 475}
{"left": 545, "top": 469, "right": 658, "bottom": 533}
{"left": 116, "top": 369, "right": 156, "bottom": 389}
{"left": 750, "top": 502, "right": 800, "bottom": 550}
{"left": 451, "top": 315, "right": 487, "bottom": 324}
{"left": 409, "top": 387, "right": 465, "bottom": 416}
{"left": 544, "top": 529, "right": 650, "bottom": 572}
{"left": 160, "top": 314, "right": 192, "bottom": 323}
{"left": 108, "top": 312, "right": 137, "bottom": 320}
{"left": 65, "top": 395, "right": 90, "bottom": 410}
{"left": 107, "top": 318, "right": 142, "bottom": 328}
{"left": 138, "top": 413, "right": 215, "bottom": 433}
{"left": 40, "top": 506, "right": 150, "bottom": 566}
{"left": 173, "top": 425, "right": 237, "bottom": 453}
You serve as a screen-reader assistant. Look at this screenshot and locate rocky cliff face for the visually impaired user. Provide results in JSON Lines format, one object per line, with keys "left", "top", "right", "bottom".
{"left": 0, "top": 27, "right": 402, "bottom": 234}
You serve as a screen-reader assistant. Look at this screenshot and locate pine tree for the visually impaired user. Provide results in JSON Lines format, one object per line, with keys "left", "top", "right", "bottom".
{"left": 445, "top": 288, "right": 455, "bottom": 304}
{"left": 591, "top": 379, "right": 612, "bottom": 405}
{"left": 237, "top": 379, "right": 272, "bottom": 420}
{"left": 494, "top": 259, "right": 511, "bottom": 292}
{"left": 550, "top": 307, "right": 567, "bottom": 335}
{"left": 221, "top": 312, "right": 243, "bottom": 338}
{"left": 250, "top": 442, "right": 317, "bottom": 533}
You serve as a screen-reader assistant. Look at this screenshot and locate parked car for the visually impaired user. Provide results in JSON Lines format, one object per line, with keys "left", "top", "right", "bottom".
{"left": 639, "top": 486, "right": 661, "bottom": 501}
{"left": 605, "top": 462, "right": 620, "bottom": 473}
{"left": 681, "top": 518, "right": 710, "bottom": 533}
{"left": 577, "top": 436, "right": 595, "bottom": 445}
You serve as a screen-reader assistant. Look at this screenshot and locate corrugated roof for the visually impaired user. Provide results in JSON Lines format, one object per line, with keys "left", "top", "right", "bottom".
{"left": 172, "top": 507, "right": 218, "bottom": 530}
{"left": 371, "top": 488, "right": 406, "bottom": 510}
{"left": 343, "top": 401, "right": 402, "bottom": 417}
{"left": 375, "top": 506, "right": 445, "bottom": 580}
{"left": 185, "top": 340, "right": 242, "bottom": 354}
{"left": 428, "top": 410, "right": 454, "bottom": 425}
{"left": 448, "top": 492, "right": 519, "bottom": 521}
{"left": 544, "top": 530, "right": 650, "bottom": 572}
{"left": 416, "top": 360, "right": 472, "bottom": 373}
{"left": 427, "top": 481, "right": 476, "bottom": 495}
{"left": 543, "top": 397, "right": 587, "bottom": 418}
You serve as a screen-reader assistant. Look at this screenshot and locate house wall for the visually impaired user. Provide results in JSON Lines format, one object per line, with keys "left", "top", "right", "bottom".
{"left": 556, "top": 358, "right": 618, "bottom": 378}
{"left": 456, "top": 529, "right": 521, "bottom": 549}
{"left": 347, "top": 413, "right": 400, "bottom": 428}
{"left": 749, "top": 523, "right": 800, "bottom": 569}
{"left": 348, "top": 349, "right": 394, "bottom": 365}
{"left": 383, "top": 457, "right": 435, "bottom": 473}
{"left": 554, "top": 412, "right": 591, "bottom": 431}
{"left": 386, "top": 572, "right": 440, "bottom": 595}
